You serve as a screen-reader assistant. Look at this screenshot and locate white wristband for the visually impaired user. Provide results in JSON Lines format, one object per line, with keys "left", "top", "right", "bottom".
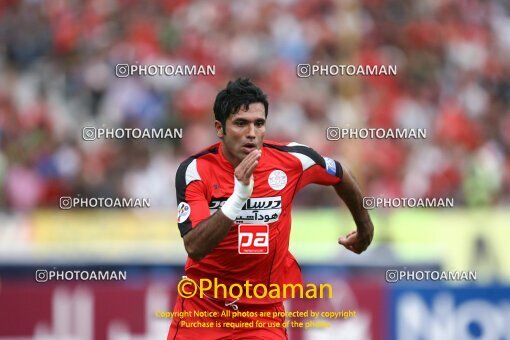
{"left": 221, "top": 176, "right": 254, "bottom": 221}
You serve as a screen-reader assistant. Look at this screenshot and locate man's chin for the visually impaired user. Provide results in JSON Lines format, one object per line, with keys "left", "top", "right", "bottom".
{"left": 238, "top": 152, "right": 250, "bottom": 160}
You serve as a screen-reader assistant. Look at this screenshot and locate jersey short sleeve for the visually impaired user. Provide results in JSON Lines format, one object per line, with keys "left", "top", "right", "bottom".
{"left": 175, "top": 158, "right": 210, "bottom": 237}
{"left": 287, "top": 142, "right": 343, "bottom": 191}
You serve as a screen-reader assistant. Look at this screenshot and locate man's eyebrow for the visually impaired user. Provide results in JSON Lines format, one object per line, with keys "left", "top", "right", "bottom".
{"left": 232, "top": 117, "right": 265, "bottom": 122}
{"left": 232, "top": 118, "right": 248, "bottom": 123}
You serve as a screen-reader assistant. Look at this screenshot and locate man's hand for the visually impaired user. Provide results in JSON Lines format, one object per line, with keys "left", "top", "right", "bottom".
{"left": 338, "top": 228, "right": 373, "bottom": 254}
{"left": 221, "top": 149, "right": 261, "bottom": 220}
{"left": 333, "top": 164, "right": 375, "bottom": 255}
{"left": 235, "top": 149, "right": 261, "bottom": 185}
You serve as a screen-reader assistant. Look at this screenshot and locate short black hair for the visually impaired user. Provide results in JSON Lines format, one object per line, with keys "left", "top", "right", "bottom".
{"left": 213, "top": 78, "right": 269, "bottom": 131}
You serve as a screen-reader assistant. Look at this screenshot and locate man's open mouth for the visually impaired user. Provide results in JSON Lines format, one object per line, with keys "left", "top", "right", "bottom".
{"left": 241, "top": 143, "right": 257, "bottom": 153}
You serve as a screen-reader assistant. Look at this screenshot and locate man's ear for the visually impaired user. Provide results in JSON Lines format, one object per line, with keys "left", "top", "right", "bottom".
{"left": 214, "top": 120, "right": 224, "bottom": 138}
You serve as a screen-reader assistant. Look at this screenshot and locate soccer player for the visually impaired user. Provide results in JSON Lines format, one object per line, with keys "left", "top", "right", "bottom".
{"left": 168, "top": 78, "right": 374, "bottom": 339}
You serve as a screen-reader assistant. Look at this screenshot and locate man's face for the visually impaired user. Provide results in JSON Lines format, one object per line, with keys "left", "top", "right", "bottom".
{"left": 215, "top": 102, "right": 266, "bottom": 166}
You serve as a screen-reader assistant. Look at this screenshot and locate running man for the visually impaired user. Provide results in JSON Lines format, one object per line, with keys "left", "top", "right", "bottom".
{"left": 168, "top": 78, "right": 374, "bottom": 339}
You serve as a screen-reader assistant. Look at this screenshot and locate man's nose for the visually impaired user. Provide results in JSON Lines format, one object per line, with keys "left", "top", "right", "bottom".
{"left": 246, "top": 123, "right": 256, "bottom": 138}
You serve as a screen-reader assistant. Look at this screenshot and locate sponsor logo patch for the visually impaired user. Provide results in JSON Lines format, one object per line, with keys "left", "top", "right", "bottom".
{"left": 324, "top": 157, "right": 337, "bottom": 176}
{"left": 209, "top": 196, "right": 282, "bottom": 224}
{"left": 238, "top": 224, "right": 269, "bottom": 254}
{"left": 177, "top": 202, "right": 191, "bottom": 223}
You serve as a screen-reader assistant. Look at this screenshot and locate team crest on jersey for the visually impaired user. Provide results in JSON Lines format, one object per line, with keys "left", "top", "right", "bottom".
{"left": 210, "top": 196, "right": 282, "bottom": 224}
{"left": 177, "top": 202, "right": 191, "bottom": 223}
{"left": 268, "top": 170, "right": 287, "bottom": 190}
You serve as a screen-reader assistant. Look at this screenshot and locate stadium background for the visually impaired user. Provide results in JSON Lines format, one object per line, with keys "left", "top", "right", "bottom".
{"left": 0, "top": 0, "right": 509, "bottom": 339}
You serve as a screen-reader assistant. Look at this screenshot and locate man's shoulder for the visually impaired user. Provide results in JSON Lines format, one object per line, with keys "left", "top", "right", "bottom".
{"left": 263, "top": 140, "right": 315, "bottom": 151}
{"left": 262, "top": 140, "right": 325, "bottom": 170}
{"left": 263, "top": 140, "right": 322, "bottom": 158}
{"left": 176, "top": 143, "right": 220, "bottom": 176}
{"left": 178, "top": 143, "right": 220, "bottom": 164}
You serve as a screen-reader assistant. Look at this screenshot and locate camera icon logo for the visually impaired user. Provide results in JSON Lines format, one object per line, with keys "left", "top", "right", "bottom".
{"left": 36, "top": 270, "right": 48, "bottom": 282}
{"left": 385, "top": 270, "right": 399, "bottom": 283}
{"left": 297, "top": 64, "right": 311, "bottom": 78}
{"left": 363, "top": 197, "right": 376, "bottom": 210}
{"left": 82, "top": 127, "right": 96, "bottom": 141}
{"left": 115, "top": 64, "right": 130, "bottom": 78}
{"left": 326, "top": 127, "right": 341, "bottom": 141}
{"left": 60, "top": 197, "right": 73, "bottom": 210}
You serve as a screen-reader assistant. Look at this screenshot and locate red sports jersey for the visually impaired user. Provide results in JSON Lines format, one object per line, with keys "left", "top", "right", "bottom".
{"left": 175, "top": 140, "right": 342, "bottom": 304}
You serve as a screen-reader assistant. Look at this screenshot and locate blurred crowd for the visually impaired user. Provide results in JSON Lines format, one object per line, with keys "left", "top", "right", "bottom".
{"left": 0, "top": 0, "right": 509, "bottom": 211}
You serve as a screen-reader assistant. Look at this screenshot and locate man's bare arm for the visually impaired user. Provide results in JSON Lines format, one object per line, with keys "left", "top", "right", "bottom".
{"left": 182, "top": 150, "right": 261, "bottom": 261}
{"left": 183, "top": 209, "right": 234, "bottom": 261}
{"left": 333, "top": 165, "right": 374, "bottom": 254}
